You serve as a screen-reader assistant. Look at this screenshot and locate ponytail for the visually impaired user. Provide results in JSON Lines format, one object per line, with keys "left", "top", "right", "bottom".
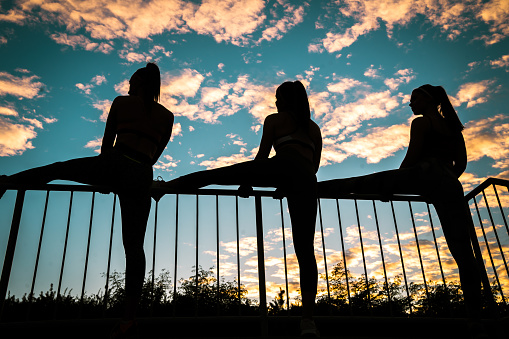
{"left": 144, "top": 62, "right": 160, "bottom": 103}
{"left": 417, "top": 84, "right": 464, "bottom": 133}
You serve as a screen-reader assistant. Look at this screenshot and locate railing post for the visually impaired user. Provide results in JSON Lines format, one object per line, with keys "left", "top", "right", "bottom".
{"left": 255, "top": 195, "right": 268, "bottom": 337}
{"left": 0, "top": 189, "right": 25, "bottom": 319}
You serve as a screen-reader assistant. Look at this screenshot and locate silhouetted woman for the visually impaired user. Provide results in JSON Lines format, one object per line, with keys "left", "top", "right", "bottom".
{"left": 156, "top": 81, "right": 322, "bottom": 336}
{"left": 318, "top": 85, "right": 488, "bottom": 326}
{"left": 0, "top": 63, "right": 174, "bottom": 338}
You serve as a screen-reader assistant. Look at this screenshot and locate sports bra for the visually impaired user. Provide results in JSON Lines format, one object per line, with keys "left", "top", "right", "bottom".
{"left": 116, "top": 126, "right": 161, "bottom": 146}
{"left": 273, "top": 129, "right": 316, "bottom": 152}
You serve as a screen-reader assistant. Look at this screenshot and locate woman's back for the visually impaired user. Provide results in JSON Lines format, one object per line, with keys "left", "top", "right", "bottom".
{"left": 267, "top": 111, "right": 322, "bottom": 172}
{"left": 404, "top": 115, "right": 466, "bottom": 177}
{"left": 109, "top": 96, "right": 173, "bottom": 162}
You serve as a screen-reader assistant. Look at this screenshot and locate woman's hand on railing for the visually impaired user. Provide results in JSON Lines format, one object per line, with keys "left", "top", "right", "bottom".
{"left": 238, "top": 185, "right": 253, "bottom": 198}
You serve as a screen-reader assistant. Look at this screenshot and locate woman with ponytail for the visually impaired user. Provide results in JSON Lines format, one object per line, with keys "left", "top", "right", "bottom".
{"left": 155, "top": 81, "right": 323, "bottom": 336}
{"left": 0, "top": 63, "right": 174, "bottom": 338}
{"left": 318, "top": 85, "right": 491, "bottom": 337}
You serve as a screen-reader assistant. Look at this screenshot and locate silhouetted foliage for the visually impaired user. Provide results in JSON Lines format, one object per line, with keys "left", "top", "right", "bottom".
{"left": 2, "top": 261, "right": 504, "bottom": 321}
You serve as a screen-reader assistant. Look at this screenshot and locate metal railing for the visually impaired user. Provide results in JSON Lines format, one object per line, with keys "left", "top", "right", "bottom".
{"left": 0, "top": 178, "right": 508, "bottom": 331}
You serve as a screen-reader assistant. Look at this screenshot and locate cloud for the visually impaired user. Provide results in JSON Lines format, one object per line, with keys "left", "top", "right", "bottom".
{"left": 163, "top": 68, "right": 205, "bottom": 98}
{"left": 198, "top": 147, "right": 258, "bottom": 169}
{"left": 336, "top": 122, "right": 410, "bottom": 164}
{"left": 257, "top": 1, "right": 307, "bottom": 44}
{"left": 383, "top": 68, "right": 416, "bottom": 91}
{"left": 453, "top": 80, "right": 496, "bottom": 108}
{"left": 184, "top": 0, "right": 266, "bottom": 46}
{"left": 170, "top": 122, "right": 182, "bottom": 142}
{"left": 93, "top": 99, "right": 112, "bottom": 122}
{"left": 76, "top": 75, "right": 106, "bottom": 95}
{"left": 0, "top": 117, "right": 37, "bottom": 156}
{"left": 463, "top": 114, "right": 509, "bottom": 170}
{"left": 22, "top": 117, "right": 43, "bottom": 129}
{"left": 490, "top": 54, "right": 509, "bottom": 71}
{"left": 0, "top": 106, "right": 18, "bottom": 117}
{"left": 162, "top": 73, "right": 276, "bottom": 124}
{"left": 364, "top": 65, "right": 383, "bottom": 79}
{"left": 476, "top": 0, "right": 509, "bottom": 45}
{"left": 320, "top": 90, "right": 401, "bottom": 138}
{"left": 2, "top": 0, "right": 307, "bottom": 49}
{"left": 49, "top": 33, "right": 114, "bottom": 53}
{"left": 154, "top": 154, "right": 180, "bottom": 171}
{"left": 84, "top": 137, "right": 102, "bottom": 153}
{"left": 114, "top": 79, "right": 130, "bottom": 96}
{"left": 0, "top": 8, "right": 26, "bottom": 23}
{"left": 327, "top": 77, "right": 363, "bottom": 95}
{"left": 312, "top": 0, "right": 504, "bottom": 54}
{"left": 0, "top": 71, "right": 44, "bottom": 99}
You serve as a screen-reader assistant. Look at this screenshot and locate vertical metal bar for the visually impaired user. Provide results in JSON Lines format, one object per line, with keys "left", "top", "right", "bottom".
{"left": 150, "top": 201, "right": 158, "bottom": 316}
{"left": 335, "top": 199, "right": 352, "bottom": 314}
{"left": 79, "top": 192, "right": 95, "bottom": 318}
{"left": 426, "top": 204, "right": 447, "bottom": 286}
{"left": 318, "top": 199, "right": 331, "bottom": 310}
{"left": 467, "top": 197, "right": 495, "bottom": 306}
{"left": 103, "top": 194, "right": 117, "bottom": 315}
{"left": 493, "top": 185, "right": 509, "bottom": 237}
{"left": 354, "top": 199, "right": 371, "bottom": 310}
{"left": 0, "top": 190, "right": 26, "bottom": 319}
{"left": 279, "top": 199, "right": 290, "bottom": 313}
{"left": 173, "top": 194, "right": 179, "bottom": 316}
{"left": 372, "top": 200, "right": 392, "bottom": 316}
{"left": 54, "top": 190, "right": 74, "bottom": 319}
{"left": 473, "top": 197, "right": 506, "bottom": 304}
{"left": 390, "top": 201, "right": 412, "bottom": 314}
{"left": 426, "top": 203, "right": 451, "bottom": 316}
{"left": 255, "top": 195, "right": 268, "bottom": 337}
{"left": 216, "top": 195, "right": 220, "bottom": 315}
{"left": 408, "top": 202, "right": 429, "bottom": 301}
{"left": 235, "top": 196, "right": 241, "bottom": 315}
{"left": 195, "top": 194, "right": 199, "bottom": 316}
{"left": 27, "top": 190, "right": 50, "bottom": 320}
{"left": 482, "top": 189, "right": 509, "bottom": 280}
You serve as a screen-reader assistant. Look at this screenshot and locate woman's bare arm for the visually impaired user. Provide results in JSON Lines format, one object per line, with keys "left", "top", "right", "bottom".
{"left": 399, "top": 117, "right": 429, "bottom": 169}
{"left": 151, "top": 112, "right": 174, "bottom": 165}
{"left": 254, "top": 115, "right": 275, "bottom": 160}
{"left": 101, "top": 98, "right": 118, "bottom": 153}
{"left": 452, "top": 133, "right": 467, "bottom": 178}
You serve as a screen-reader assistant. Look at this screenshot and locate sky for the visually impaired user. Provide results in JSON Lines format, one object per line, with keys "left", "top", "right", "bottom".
{"left": 1, "top": 0, "right": 509, "bottom": 306}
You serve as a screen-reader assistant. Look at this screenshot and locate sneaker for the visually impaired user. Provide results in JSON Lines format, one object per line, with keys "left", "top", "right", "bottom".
{"left": 110, "top": 319, "right": 138, "bottom": 339}
{"left": 300, "top": 318, "right": 320, "bottom": 337}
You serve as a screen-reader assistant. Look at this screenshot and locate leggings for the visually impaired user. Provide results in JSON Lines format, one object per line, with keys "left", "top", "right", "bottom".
{"left": 318, "top": 159, "right": 484, "bottom": 317}
{"left": 8, "top": 148, "right": 153, "bottom": 304}
{"left": 177, "top": 150, "right": 318, "bottom": 294}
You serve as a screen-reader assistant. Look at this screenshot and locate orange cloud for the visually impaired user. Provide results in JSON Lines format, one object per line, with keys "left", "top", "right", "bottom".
{"left": 0, "top": 117, "right": 37, "bottom": 156}
{"left": 0, "top": 71, "right": 44, "bottom": 99}
{"left": 463, "top": 114, "right": 509, "bottom": 169}
{"left": 453, "top": 80, "right": 496, "bottom": 108}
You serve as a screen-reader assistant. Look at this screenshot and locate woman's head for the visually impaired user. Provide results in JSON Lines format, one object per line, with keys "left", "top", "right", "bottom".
{"left": 129, "top": 62, "right": 161, "bottom": 102}
{"left": 276, "top": 81, "right": 310, "bottom": 126}
{"left": 411, "top": 84, "right": 464, "bottom": 132}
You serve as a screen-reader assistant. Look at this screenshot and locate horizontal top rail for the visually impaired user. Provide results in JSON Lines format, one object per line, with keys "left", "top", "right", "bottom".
{"left": 465, "top": 177, "right": 509, "bottom": 201}
{"left": 0, "top": 182, "right": 431, "bottom": 202}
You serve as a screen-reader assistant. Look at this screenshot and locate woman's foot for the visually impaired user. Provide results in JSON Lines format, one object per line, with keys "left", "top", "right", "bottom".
{"left": 110, "top": 319, "right": 138, "bottom": 339}
{"left": 300, "top": 318, "right": 319, "bottom": 337}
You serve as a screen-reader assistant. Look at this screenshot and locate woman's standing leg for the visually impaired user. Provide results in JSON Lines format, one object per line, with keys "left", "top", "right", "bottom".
{"left": 287, "top": 170, "right": 318, "bottom": 321}
{"left": 118, "top": 190, "right": 151, "bottom": 321}
{"left": 433, "top": 179, "right": 483, "bottom": 318}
